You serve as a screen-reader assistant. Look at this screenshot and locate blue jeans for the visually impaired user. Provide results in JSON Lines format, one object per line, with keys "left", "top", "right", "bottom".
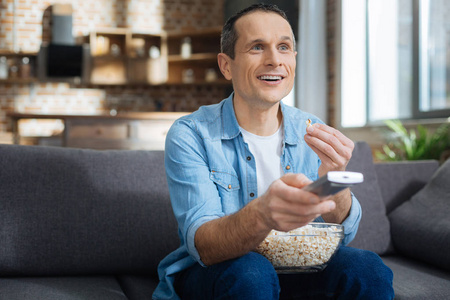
{"left": 174, "top": 246, "right": 394, "bottom": 299}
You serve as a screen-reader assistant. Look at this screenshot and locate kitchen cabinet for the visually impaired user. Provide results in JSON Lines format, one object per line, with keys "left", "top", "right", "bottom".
{"left": 85, "top": 27, "right": 229, "bottom": 87}
{"left": 0, "top": 50, "right": 38, "bottom": 84}
{"left": 127, "top": 32, "right": 168, "bottom": 85}
{"left": 86, "top": 29, "right": 168, "bottom": 85}
{"left": 0, "top": 27, "right": 229, "bottom": 88}
{"left": 7, "top": 112, "right": 188, "bottom": 150}
{"left": 166, "top": 27, "right": 227, "bottom": 85}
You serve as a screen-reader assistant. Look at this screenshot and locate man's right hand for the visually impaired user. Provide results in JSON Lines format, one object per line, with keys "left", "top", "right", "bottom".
{"left": 256, "top": 173, "right": 336, "bottom": 232}
{"left": 195, "top": 173, "right": 336, "bottom": 266}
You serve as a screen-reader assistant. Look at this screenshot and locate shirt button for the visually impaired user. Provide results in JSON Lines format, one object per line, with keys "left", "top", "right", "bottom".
{"left": 286, "top": 165, "right": 291, "bottom": 170}
{"left": 247, "top": 156, "right": 251, "bottom": 161}
{"left": 250, "top": 192, "right": 255, "bottom": 197}
{"left": 228, "top": 184, "right": 232, "bottom": 189}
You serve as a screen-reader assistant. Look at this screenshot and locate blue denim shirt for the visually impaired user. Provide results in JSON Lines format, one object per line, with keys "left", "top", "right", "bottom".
{"left": 152, "top": 94, "right": 362, "bottom": 300}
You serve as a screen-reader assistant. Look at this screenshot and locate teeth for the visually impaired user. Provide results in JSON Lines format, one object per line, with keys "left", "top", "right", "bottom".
{"left": 259, "top": 75, "right": 282, "bottom": 80}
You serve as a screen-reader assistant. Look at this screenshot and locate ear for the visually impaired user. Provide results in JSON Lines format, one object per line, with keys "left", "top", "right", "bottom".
{"left": 217, "top": 53, "right": 232, "bottom": 81}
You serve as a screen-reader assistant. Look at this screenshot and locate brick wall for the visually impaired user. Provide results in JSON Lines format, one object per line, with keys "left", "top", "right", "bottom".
{"left": 0, "top": 0, "right": 225, "bottom": 135}
{"left": 1, "top": 0, "right": 222, "bottom": 51}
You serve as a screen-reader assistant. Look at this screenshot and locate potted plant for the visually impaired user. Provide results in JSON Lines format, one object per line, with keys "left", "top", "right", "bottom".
{"left": 375, "top": 120, "right": 450, "bottom": 163}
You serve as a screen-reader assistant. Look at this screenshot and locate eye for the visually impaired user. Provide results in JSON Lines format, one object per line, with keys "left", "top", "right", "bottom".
{"left": 279, "top": 44, "right": 290, "bottom": 51}
{"left": 251, "top": 44, "right": 263, "bottom": 51}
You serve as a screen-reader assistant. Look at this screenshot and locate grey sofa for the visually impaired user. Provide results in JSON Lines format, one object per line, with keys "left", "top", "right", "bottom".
{"left": 0, "top": 141, "right": 449, "bottom": 299}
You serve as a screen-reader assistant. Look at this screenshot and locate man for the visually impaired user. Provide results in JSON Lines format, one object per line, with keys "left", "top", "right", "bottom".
{"left": 153, "top": 4, "right": 394, "bottom": 300}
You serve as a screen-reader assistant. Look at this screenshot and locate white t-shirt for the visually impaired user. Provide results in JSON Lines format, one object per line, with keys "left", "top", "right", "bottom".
{"left": 240, "top": 124, "right": 284, "bottom": 197}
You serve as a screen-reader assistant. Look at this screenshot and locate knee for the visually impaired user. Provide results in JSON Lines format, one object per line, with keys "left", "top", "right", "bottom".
{"left": 228, "top": 252, "right": 279, "bottom": 288}
{"left": 334, "top": 247, "right": 394, "bottom": 298}
{"left": 353, "top": 249, "right": 393, "bottom": 283}
{"left": 218, "top": 252, "right": 280, "bottom": 299}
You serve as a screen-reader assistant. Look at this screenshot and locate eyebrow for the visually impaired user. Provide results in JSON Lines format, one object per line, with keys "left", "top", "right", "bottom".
{"left": 245, "top": 36, "right": 293, "bottom": 48}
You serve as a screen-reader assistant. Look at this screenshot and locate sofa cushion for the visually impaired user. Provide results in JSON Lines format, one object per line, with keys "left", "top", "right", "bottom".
{"left": 0, "top": 145, "right": 179, "bottom": 276}
{"left": 374, "top": 160, "right": 439, "bottom": 214}
{"left": 389, "top": 159, "right": 450, "bottom": 271}
{"left": 0, "top": 276, "right": 127, "bottom": 300}
{"left": 346, "top": 142, "right": 392, "bottom": 255}
{"left": 117, "top": 275, "right": 157, "bottom": 300}
{"left": 382, "top": 255, "right": 450, "bottom": 299}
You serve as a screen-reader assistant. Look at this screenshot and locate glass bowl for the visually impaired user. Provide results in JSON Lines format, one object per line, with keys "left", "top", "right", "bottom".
{"left": 255, "top": 223, "right": 344, "bottom": 274}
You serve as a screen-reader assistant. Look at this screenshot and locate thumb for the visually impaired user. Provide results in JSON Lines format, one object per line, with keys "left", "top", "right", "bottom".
{"left": 279, "top": 173, "right": 312, "bottom": 189}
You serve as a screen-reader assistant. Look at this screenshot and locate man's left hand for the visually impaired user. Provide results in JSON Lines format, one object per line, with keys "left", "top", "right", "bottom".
{"left": 304, "top": 123, "right": 354, "bottom": 177}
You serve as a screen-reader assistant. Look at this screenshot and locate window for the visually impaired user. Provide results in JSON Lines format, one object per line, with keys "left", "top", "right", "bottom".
{"left": 340, "top": 0, "right": 450, "bottom": 128}
{"left": 418, "top": 0, "right": 450, "bottom": 117}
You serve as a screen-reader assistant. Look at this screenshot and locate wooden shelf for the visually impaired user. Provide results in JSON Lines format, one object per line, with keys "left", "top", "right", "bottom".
{"left": 90, "top": 54, "right": 127, "bottom": 60}
{"left": 75, "top": 79, "right": 230, "bottom": 88}
{"left": 0, "top": 78, "right": 38, "bottom": 84}
{"left": 0, "top": 29, "right": 231, "bottom": 88}
{"left": 165, "top": 28, "right": 225, "bottom": 86}
{"left": 0, "top": 50, "right": 38, "bottom": 56}
{"left": 164, "top": 79, "right": 230, "bottom": 86}
{"left": 0, "top": 51, "right": 38, "bottom": 83}
{"left": 168, "top": 53, "right": 217, "bottom": 62}
{"left": 165, "top": 27, "right": 222, "bottom": 38}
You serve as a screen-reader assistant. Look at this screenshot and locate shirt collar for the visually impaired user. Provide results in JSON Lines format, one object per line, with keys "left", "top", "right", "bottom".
{"left": 221, "top": 93, "right": 241, "bottom": 140}
{"left": 280, "top": 101, "right": 302, "bottom": 145}
{"left": 221, "top": 93, "right": 302, "bottom": 145}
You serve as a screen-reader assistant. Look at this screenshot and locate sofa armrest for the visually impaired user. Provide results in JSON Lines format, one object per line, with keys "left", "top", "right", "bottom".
{"left": 374, "top": 160, "right": 439, "bottom": 214}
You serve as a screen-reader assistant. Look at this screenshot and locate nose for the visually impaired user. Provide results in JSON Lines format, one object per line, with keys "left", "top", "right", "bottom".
{"left": 264, "top": 47, "right": 282, "bottom": 66}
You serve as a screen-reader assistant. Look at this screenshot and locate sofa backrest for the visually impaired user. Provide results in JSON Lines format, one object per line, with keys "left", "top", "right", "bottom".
{"left": 0, "top": 144, "right": 179, "bottom": 277}
{"left": 374, "top": 160, "right": 439, "bottom": 214}
{"left": 346, "top": 141, "right": 392, "bottom": 255}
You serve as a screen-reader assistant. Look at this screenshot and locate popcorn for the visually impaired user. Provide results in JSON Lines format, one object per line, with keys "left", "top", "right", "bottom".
{"left": 255, "top": 224, "right": 342, "bottom": 268}
{"left": 306, "top": 119, "right": 313, "bottom": 127}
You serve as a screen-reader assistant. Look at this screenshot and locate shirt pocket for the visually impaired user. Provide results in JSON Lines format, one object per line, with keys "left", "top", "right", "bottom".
{"left": 210, "top": 169, "right": 241, "bottom": 214}
{"left": 210, "top": 169, "right": 240, "bottom": 191}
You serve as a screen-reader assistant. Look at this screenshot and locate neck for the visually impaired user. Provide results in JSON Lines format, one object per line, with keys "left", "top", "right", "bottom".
{"left": 233, "top": 96, "right": 282, "bottom": 136}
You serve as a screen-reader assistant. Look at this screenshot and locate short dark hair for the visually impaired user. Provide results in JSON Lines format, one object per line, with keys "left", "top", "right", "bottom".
{"left": 220, "top": 3, "right": 295, "bottom": 59}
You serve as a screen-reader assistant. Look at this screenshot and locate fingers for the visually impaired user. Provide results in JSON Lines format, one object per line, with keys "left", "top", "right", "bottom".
{"left": 262, "top": 175, "right": 337, "bottom": 231}
{"left": 269, "top": 199, "right": 336, "bottom": 232}
{"left": 279, "top": 173, "right": 312, "bottom": 188}
{"left": 304, "top": 123, "right": 354, "bottom": 170}
{"left": 274, "top": 174, "right": 319, "bottom": 204}
{"left": 308, "top": 123, "right": 354, "bottom": 148}
{"left": 271, "top": 198, "right": 336, "bottom": 218}
{"left": 258, "top": 173, "right": 336, "bottom": 231}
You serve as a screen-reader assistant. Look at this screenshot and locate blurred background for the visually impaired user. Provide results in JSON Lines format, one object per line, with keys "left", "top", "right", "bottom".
{"left": 0, "top": 0, "right": 448, "bottom": 161}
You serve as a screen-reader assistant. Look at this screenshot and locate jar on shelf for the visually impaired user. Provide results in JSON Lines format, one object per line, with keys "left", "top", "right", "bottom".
{"left": 181, "top": 37, "right": 192, "bottom": 58}
{"left": 110, "top": 44, "right": 121, "bottom": 56}
{"left": 205, "top": 68, "right": 218, "bottom": 82}
{"left": 20, "top": 57, "right": 31, "bottom": 78}
{"left": 0, "top": 56, "right": 7, "bottom": 79}
{"left": 182, "top": 69, "right": 194, "bottom": 83}
{"left": 8, "top": 59, "right": 18, "bottom": 79}
{"left": 149, "top": 46, "right": 160, "bottom": 59}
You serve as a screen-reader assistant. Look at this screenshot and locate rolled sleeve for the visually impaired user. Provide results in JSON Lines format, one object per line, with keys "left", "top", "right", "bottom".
{"left": 315, "top": 192, "right": 361, "bottom": 246}
{"left": 340, "top": 193, "right": 361, "bottom": 245}
{"left": 186, "top": 215, "right": 221, "bottom": 267}
{"left": 165, "top": 119, "right": 226, "bottom": 266}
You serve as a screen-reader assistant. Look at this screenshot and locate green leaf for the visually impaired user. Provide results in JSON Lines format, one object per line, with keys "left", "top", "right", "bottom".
{"left": 377, "top": 119, "right": 450, "bottom": 162}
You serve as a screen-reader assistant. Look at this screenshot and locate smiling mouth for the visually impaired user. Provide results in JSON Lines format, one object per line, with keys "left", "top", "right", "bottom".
{"left": 257, "top": 75, "right": 284, "bottom": 82}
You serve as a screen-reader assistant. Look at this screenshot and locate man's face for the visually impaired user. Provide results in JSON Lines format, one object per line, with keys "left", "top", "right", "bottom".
{"left": 223, "top": 11, "right": 297, "bottom": 109}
